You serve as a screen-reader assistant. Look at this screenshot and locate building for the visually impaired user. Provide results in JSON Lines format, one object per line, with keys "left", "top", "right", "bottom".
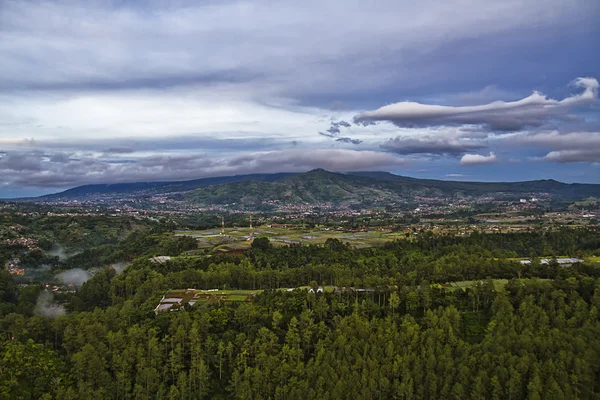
{"left": 519, "top": 258, "right": 584, "bottom": 266}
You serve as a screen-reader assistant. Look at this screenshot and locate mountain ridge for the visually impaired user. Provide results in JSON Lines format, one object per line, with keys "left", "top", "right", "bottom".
{"left": 21, "top": 169, "right": 600, "bottom": 207}
{"left": 184, "top": 169, "right": 600, "bottom": 209}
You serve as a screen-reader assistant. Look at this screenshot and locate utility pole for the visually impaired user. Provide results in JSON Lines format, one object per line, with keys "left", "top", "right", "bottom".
{"left": 249, "top": 214, "right": 253, "bottom": 241}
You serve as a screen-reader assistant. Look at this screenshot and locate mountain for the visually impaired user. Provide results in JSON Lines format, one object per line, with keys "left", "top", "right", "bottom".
{"left": 36, "top": 173, "right": 298, "bottom": 200}
{"left": 184, "top": 169, "right": 600, "bottom": 208}
{"left": 184, "top": 169, "right": 396, "bottom": 207}
{"left": 28, "top": 169, "right": 600, "bottom": 208}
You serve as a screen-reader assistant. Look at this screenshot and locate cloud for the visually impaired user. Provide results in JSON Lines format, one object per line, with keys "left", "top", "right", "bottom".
{"left": 380, "top": 136, "right": 485, "bottom": 155}
{"left": 319, "top": 120, "right": 362, "bottom": 144}
{"left": 0, "top": 148, "right": 407, "bottom": 189}
{"left": 0, "top": 152, "right": 43, "bottom": 171}
{"left": 354, "top": 78, "right": 599, "bottom": 131}
{"left": 505, "top": 131, "right": 600, "bottom": 164}
{"left": 335, "top": 137, "right": 363, "bottom": 144}
{"left": 2, "top": 0, "right": 594, "bottom": 96}
{"left": 450, "top": 85, "right": 519, "bottom": 106}
{"left": 540, "top": 149, "right": 600, "bottom": 163}
{"left": 49, "top": 152, "right": 71, "bottom": 163}
{"left": 515, "top": 131, "right": 600, "bottom": 150}
{"left": 224, "top": 148, "right": 406, "bottom": 171}
{"left": 103, "top": 146, "right": 135, "bottom": 154}
{"left": 446, "top": 173, "right": 467, "bottom": 177}
{"left": 1, "top": 1, "right": 599, "bottom": 188}
{"left": 460, "top": 152, "right": 498, "bottom": 166}
{"left": 34, "top": 290, "right": 66, "bottom": 318}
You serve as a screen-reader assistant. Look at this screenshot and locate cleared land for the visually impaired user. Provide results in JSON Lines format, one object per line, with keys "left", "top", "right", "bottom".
{"left": 175, "top": 226, "right": 410, "bottom": 250}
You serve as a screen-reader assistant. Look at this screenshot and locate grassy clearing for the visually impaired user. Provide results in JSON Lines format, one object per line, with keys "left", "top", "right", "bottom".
{"left": 296, "top": 285, "right": 336, "bottom": 293}
{"left": 444, "top": 279, "right": 509, "bottom": 292}
{"left": 175, "top": 226, "right": 409, "bottom": 251}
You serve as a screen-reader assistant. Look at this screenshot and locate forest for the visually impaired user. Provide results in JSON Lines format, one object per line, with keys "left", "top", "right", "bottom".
{"left": 1, "top": 223, "right": 600, "bottom": 399}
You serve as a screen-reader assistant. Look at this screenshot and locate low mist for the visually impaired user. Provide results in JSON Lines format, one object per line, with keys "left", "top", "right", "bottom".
{"left": 34, "top": 290, "right": 66, "bottom": 318}
{"left": 47, "top": 245, "right": 69, "bottom": 261}
{"left": 55, "top": 268, "right": 91, "bottom": 287}
{"left": 109, "top": 262, "right": 130, "bottom": 274}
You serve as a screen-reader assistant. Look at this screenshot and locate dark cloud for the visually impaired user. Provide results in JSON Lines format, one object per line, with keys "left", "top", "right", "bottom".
{"left": 336, "top": 137, "right": 363, "bottom": 145}
{"left": 0, "top": 152, "right": 43, "bottom": 171}
{"left": 514, "top": 131, "right": 600, "bottom": 151}
{"left": 354, "top": 78, "right": 599, "bottom": 132}
{"left": 355, "top": 120, "right": 377, "bottom": 127}
{"left": 49, "top": 152, "right": 71, "bottom": 163}
{"left": 224, "top": 149, "right": 406, "bottom": 172}
{"left": 2, "top": 70, "right": 262, "bottom": 92}
{"left": 0, "top": 149, "right": 406, "bottom": 189}
{"left": 541, "top": 149, "right": 600, "bottom": 163}
{"left": 380, "top": 136, "right": 485, "bottom": 155}
{"left": 6, "top": 0, "right": 596, "bottom": 98}
{"left": 2, "top": 136, "right": 290, "bottom": 154}
{"left": 137, "top": 154, "right": 215, "bottom": 170}
{"left": 319, "top": 120, "right": 361, "bottom": 144}
{"left": 321, "top": 120, "right": 353, "bottom": 136}
{"left": 103, "top": 146, "right": 135, "bottom": 154}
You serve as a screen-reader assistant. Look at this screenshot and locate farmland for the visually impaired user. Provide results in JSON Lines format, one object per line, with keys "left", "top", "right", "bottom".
{"left": 174, "top": 225, "right": 410, "bottom": 251}
{"left": 154, "top": 288, "right": 262, "bottom": 312}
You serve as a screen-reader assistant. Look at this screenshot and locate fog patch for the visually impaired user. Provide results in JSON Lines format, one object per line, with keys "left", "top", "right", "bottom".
{"left": 34, "top": 290, "right": 66, "bottom": 318}
{"left": 55, "top": 268, "right": 91, "bottom": 287}
{"left": 47, "top": 245, "right": 69, "bottom": 261}
{"left": 109, "top": 262, "right": 130, "bottom": 274}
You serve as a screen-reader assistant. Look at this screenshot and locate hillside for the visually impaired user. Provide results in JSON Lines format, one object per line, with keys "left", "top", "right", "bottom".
{"left": 184, "top": 169, "right": 600, "bottom": 208}
{"left": 184, "top": 169, "right": 401, "bottom": 208}
{"left": 37, "top": 173, "right": 297, "bottom": 200}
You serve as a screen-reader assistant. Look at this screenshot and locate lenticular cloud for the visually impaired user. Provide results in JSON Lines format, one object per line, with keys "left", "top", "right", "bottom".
{"left": 354, "top": 78, "right": 598, "bottom": 131}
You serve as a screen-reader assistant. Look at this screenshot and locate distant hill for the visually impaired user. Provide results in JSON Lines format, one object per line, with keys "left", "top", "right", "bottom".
{"left": 30, "top": 169, "right": 600, "bottom": 208}
{"left": 347, "top": 171, "right": 596, "bottom": 196}
{"left": 184, "top": 169, "right": 600, "bottom": 208}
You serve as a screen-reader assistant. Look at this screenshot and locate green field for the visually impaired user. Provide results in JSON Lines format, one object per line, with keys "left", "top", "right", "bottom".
{"left": 157, "top": 289, "right": 263, "bottom": 310}
{"left": 175, "top": 226, "right": 410, "bottom": 251}
{"left": 444, "top": 279, "right": 509, "bottom": 292}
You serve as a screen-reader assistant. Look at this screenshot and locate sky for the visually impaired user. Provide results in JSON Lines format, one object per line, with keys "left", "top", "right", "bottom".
{"left": 1, "top": 0, "right": 599, "bottom": 198}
